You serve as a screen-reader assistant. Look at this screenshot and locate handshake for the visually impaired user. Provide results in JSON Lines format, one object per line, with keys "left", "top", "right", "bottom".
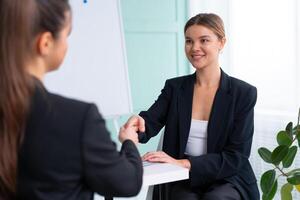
{"left": 119, "top": 115, "right": 189, "bottom": 169}
{"left": 118, "top": 115, "right": 145, "bottom": 145}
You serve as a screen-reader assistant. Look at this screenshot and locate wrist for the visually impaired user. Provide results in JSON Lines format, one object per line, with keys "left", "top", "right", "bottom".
{"left": 178, "top": 159, "right": 191, "bottom": 170}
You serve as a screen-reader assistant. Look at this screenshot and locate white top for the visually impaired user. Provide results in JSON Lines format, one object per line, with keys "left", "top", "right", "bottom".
{"left": 184, "top": 119, "right": 208, "bottom": 156}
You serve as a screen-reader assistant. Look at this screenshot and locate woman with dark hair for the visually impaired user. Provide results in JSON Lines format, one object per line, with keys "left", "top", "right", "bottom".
{"left": 0, "top": 0, "right": 142, "bottom": 199}
{"left": 124, "top": 13, "right": 259, "bottom": 200}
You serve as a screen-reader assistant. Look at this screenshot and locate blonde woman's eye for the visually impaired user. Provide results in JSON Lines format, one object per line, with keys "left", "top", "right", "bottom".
{"left": 185, "top": 39, "right": 192, "bottom": 44}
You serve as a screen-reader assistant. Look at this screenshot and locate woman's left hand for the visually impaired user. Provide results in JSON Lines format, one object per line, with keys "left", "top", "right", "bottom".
{"left": 142, "top": 151, "right": 191, "bottom": 170}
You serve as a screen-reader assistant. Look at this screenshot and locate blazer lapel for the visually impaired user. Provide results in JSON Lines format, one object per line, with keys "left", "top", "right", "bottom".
{"left": 178, "top": 73, "right": 195, "bottom": 157}
{"left": 207, "top": 70, "right": 233, "bottom": 152}
{"left": 177, "top": 70, "right": 233, "bottom": 156}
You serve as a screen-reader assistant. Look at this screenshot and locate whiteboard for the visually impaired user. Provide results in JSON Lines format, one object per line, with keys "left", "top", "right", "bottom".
{"left": 45, "top": 0, "right": 132, "bottom": 118}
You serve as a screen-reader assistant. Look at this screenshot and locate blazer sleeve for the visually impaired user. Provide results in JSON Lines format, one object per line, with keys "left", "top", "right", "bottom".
{"left": 189, "top": 86, "right": 257, "bottom": 187}
{"left": 81, "top": 104, "right": 143, "bottom": 197}
{"left": 138, "top": 80, "right": 172, "bottom": 143}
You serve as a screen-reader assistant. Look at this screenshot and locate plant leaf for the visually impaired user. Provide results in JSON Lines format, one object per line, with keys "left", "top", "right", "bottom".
{"left": 277, "top": 131, "right": 292, "bottom": 146}
{"left": 293, "top": 108, "right": 300, "bottom": 135}
{"left": 287, "top": 168, "right": 300, "bottom": 176}
{"left": 262, "top": 179, "right": 277, "bottom": 200}
{"left": 271, "top": 145, "right": 289, "bottom": 165}
{"left": 261, "top": 170, "right": 276, "bottom": 194}
{"left": 293, "top": 125, "right": 300, "bottom": 134}
{"left": 296, "top": 185, "right": 300, "bottom": 192}
{"left": 282, "top": 146, "right": 298, "bottom": 168}
{"left": 297, "top": 132, "right": 300, "bottom": 148}
{"left": 258, "top": 147, "right": 272, "bottom": 163}
{"left": 286, "top": 122, "right": 293, "bottom": 138}
{"left": 281, "top": 183, "right": 293, "bottom": 200}
{"left": 287, "top": 172, "right": 300, "bottom": 185}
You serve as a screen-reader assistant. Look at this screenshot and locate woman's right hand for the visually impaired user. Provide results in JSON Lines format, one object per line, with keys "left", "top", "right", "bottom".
{"left": 118, "top": 115, "right": 145, "bottom": 145}
{"left": 123, "top": 115, "right": 145, "bottom": 133}
{"left": 118, "top": 126, "right": 139, "bottom": 145}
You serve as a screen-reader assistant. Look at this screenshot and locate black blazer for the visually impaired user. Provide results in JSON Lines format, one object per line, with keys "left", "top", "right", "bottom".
{"left": 17, "top": 80, "right": 143, "bottom": 200}
{"left": 138, "top": 70, "right": 259, "bottom": 200}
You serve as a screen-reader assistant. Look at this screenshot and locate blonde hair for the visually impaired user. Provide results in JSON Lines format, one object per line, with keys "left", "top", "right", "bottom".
{"left": 184, "top": 13, "right": 225, "bottom": 39}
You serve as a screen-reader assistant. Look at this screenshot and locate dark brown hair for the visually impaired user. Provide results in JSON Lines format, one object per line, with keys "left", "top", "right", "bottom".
{"left": 0, "top": 0, "right": 70, "bottom": 197}
{"left": 184, "top": 13, "right": 225, "bottom": 39}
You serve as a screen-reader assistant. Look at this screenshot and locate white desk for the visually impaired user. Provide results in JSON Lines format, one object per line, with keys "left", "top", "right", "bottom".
{"left": 142, "top": 162, "right": 189, "bottom": 187}
{"left": 96, "top": 162, "right": 189, "bottom": 200}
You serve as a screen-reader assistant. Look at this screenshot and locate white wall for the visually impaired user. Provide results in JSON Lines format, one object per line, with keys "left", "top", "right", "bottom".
{"left": 187, "top": 0, "right": 232, "bottom": 73}
{"left": 188, "top": 0, "right": 300, "bottom": 199}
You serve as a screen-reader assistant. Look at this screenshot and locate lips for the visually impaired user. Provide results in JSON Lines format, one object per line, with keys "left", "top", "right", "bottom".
{"left": 191, "top": 54, "right": 205, "bottom": 60}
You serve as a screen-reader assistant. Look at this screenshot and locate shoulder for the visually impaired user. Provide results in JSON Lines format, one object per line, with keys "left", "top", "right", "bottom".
{"left": 48, "top": 91, "right": 100, "bottom": 120}
{"left": 33, "top": 85, "right": 99, "bottom": 121}
{"left": 227, "top": 75, "right": 257, "bottom": 112}
{"left": 230, "top": 76, "right": 256, "bottom": 92}
{"left": 229, "top": 76, "right": 257, "bottom": 100}
{"left": 48, "top": 92, "right": 92, "bottom": 111}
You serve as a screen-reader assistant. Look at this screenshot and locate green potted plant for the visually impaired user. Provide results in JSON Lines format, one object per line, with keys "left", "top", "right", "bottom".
{"left": 258, "top": 109, "right": 300, "bottom": 200}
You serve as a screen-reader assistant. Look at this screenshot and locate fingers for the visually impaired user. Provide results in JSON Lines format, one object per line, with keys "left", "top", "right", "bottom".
{"left": 142, "top": 151, "right": 183, "bottom": 167}
{"left": 118, "top": 126, "right": 126, "bottom": 143}
{"left": 137, "top": 116, "right": 145, "bottom": 132}
{"left": 118, "top": 126, "right": 138, "bottom": 144}
{"left": 142, "top": 151, "right": 170, "bottom": 163}
{"left": 142, "top": 151, "right": 164, "bottom": 159}
{"left": 146, "top": 157, "right": 167, "bottom": 163}
{"left": 124, "top": 115, "right": 138, "bottom": 128}
{"left": 124, "top": 115, "right": 145, "bottom": 132}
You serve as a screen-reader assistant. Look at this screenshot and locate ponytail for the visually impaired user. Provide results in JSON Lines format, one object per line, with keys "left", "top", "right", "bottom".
{"left": 0, "top": 0, "right": 34, "bottom": 197}
{"left": 0, "top": 0, "right": 70, "bottom": 196}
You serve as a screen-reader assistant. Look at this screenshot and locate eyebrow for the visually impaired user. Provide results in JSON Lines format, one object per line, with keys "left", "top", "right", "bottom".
{"left": 185, "top": 35, "right": 211, "bottom": 39}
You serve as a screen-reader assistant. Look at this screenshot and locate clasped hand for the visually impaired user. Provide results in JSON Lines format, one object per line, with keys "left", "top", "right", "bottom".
{"left": 119, "top": 115, "right": 191, "bottom": 169}
{"left": 118, "top": 115, "right": 145, "bottom": 145}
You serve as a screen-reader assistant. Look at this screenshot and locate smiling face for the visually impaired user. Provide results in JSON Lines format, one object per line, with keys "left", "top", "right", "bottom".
{"left": 185, "top": 24, "right": 225, "bottom": 71}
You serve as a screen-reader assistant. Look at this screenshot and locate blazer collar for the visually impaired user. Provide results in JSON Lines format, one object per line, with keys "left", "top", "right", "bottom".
{"left": 218, "top": 69, "right": 231, "bottom": 94}
{"left": 179, "top": 69, "right": 231, "bottom": 92}
{"left": 177, "top": 69, "right": 233, "bottom": 156}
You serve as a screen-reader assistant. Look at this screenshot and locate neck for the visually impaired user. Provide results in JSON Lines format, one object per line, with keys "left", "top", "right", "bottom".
{"left": 26, "top": 59, "right": 47, "bottom": 82}
{"left": 195, "top": 65, "right": 221, "bottom": 88}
